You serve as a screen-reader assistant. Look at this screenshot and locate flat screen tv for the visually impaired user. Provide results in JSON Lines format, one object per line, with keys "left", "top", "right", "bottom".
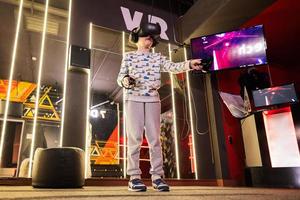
{"left": 252, "top": 83, "right": 298, "bottom": 108}
{"left": 191, "top": 25, "right": 268, "bottom": 72}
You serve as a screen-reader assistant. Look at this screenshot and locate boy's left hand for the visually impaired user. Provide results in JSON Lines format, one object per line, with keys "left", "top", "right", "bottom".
{"left": 190, "top": 59, "right": 203, "bottom": 70}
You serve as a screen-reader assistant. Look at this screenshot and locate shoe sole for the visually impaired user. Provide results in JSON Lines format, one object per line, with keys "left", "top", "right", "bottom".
{"left": 128, "top": 188, "right": 147, "bottom": 192}
{"left": 153, "top": 187, "right": 170, "bottom": 192}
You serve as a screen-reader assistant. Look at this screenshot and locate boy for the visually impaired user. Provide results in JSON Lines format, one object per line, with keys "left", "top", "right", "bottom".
{"left": 117, "top": 23, "right": 203, "bottom": 192}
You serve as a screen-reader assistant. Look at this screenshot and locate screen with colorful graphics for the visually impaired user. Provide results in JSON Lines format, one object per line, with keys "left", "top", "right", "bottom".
{"left": 191, "top": 25, "right": 268, "bottom": 72}
{"left": 252, "top": 83, "right": 298, "bottom": 108}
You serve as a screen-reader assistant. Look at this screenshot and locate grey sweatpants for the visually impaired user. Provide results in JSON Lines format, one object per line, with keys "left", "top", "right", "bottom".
{"left": 125, "top": 100, "right": 164, "bottom": 179}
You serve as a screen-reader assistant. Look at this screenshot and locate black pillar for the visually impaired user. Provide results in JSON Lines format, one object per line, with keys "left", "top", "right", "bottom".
{"left": 61, "top": 0, "right": 90, "bottom": 149}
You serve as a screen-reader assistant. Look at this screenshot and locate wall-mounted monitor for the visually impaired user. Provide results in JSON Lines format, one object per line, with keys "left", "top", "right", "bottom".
{"left": 191, "top": 25, "right": 268, "bottom": 72}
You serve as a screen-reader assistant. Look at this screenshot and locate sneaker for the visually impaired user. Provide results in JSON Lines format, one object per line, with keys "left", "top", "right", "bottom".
{"left": 128, "top": 178, "right": 147, "bottom": 192}
{"left": 152, "top": 178, "right": 170, "bottom": 192}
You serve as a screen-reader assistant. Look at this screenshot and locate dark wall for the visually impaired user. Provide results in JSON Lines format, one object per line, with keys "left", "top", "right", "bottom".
{"left": 70, "top": 0, "right": 177, "bottom": 47}
{"left": 177, "top": 0, "right": 276, "bottom": 44}
{"left": 242, "top": 0, "right": 300, "bottom": 90}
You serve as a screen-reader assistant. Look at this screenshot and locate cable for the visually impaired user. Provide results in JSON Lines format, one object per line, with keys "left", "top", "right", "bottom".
{"left": 149, "top": 0, "right": 154, "bottom": 22}
{"left": 183, "top": 85, "right": 191, "bottom": 137}
{"left": 190, "top": 76, "right": 209, "bottom": 136}
{"left": 177, "top": 79, "right": 190, "bottom": 140}
{"left": 168, "top": 0, "right": 185, "bottom": 47}
{"left": 181, "top": 81, "right": 191, "bottom": 140}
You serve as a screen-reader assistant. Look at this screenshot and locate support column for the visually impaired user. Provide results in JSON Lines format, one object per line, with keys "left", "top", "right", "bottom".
{"left": 61, "top": 0, "right": 90, "bottom": 149}
{"left": 62, "top": 71, "right": 89, "bottom": 149}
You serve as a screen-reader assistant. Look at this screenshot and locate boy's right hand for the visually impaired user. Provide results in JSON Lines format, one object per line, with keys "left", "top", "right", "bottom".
{"left": 122, "top": 75, "right": 136, "bottom": 89}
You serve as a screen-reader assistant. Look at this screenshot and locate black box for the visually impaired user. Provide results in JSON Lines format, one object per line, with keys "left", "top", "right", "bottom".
{"left": 69, "top": 45, "right": 91, "bottom": 71}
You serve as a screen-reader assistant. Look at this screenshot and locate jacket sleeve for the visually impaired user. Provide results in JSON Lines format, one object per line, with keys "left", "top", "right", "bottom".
{"left": 160, "top": 54, "right": 190, "bottom": 73}
{"left": 117, "top": 53, "right": 129, "bottom": 87}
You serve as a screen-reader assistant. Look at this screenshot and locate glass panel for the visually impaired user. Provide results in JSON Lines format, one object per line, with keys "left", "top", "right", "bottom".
{"left": 89, "top": 25, "right": 123, "bottom": 178}
{"left": 0, "top": 0, "right": 70, "bottom": 177}
{"left": 159, "top": 42, "right": 196, "bottom": 179}
{"left": 0, "top": 0, "right": 44, "bottom": 178}
{"left": 39, "top": 0, "right": 69, "bottom": 150}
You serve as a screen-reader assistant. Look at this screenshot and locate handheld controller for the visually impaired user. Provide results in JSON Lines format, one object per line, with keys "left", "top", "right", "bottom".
{"left": 122, "top": 75, "right": 136, "bottom": 89}
{"left": 200, "top": 58, "right": 213, "bottom": 72}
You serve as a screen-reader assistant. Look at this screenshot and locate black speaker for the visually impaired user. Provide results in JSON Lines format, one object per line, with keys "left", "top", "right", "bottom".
{"left": 69, "top": 45, "right": 91, "bottom": 71}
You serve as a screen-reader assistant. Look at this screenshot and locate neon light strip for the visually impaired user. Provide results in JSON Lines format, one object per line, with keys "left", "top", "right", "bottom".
{"left": 59, "top": 0, "right": 72, "bottom": 147}
{"left": 122, "top": 31, "right": 127, "bottom": 178}
{"left": 117, "top": 103, "right": 120, "bottom": 164}
{"left": 183, "top": 46, "right": 187, "bottom": 61}
{"left": 168, "top": 43, "right": 180, "bottom": 179}
{"left": 84, "top": 22, "right": 93, "bottom": 178}
{"left": 28, "top": 0, "right": 49, "bottom": 177}
{"left": 0, "top": 0, "right": 24, "bottom": 166}
{"left": 184, "top": 46, "right": 199, "bottom": 179}
{"left": 89, "top": 23, "right": 92, "bottom": 49}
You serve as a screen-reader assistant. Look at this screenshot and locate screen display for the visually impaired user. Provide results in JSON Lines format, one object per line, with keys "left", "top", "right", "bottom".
{"left": 191, "top": 25, "right": 268, "bottom": 72}
{"left": 252, "top": 84, "right": 298, "bottom": 108}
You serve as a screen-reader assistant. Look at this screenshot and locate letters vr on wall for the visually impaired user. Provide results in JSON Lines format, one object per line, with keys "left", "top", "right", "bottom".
{"left": 120, "top": 6, "right": 170, "bottom": 40}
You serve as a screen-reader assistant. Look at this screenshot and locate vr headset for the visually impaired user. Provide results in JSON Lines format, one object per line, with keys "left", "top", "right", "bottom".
{"left": 129, "top": 23, "right": 161, "bottom": 47}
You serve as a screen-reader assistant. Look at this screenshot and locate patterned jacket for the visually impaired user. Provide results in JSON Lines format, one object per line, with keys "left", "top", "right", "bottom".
{"left": 117, "top": 51, "right": 190, "bottom": 101}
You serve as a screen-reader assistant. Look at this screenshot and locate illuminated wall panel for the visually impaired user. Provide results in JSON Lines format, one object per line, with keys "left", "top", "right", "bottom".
{"left": 263, "top": 107, "right": 300, "bottom": 167}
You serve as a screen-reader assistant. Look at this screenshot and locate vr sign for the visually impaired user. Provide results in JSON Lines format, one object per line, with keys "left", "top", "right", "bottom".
{"left": 120, "top": 6, "right": 169, "bottom": 40}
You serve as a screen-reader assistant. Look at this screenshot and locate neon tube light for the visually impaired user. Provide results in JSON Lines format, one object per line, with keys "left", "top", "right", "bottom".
{"left": 59, "top": 0, "right": 72, "bottom": 147}
{"left": 122, "top": 31, "right": 127, "bottom": 178}
{"left": 168, "top": 43, "right": 181, "bottom": 179}
{"left": 28, "top": 0, "right": 50, "bottom": 177}
{"left": 184, "top": 46, "right": 199, "bottom": 179}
